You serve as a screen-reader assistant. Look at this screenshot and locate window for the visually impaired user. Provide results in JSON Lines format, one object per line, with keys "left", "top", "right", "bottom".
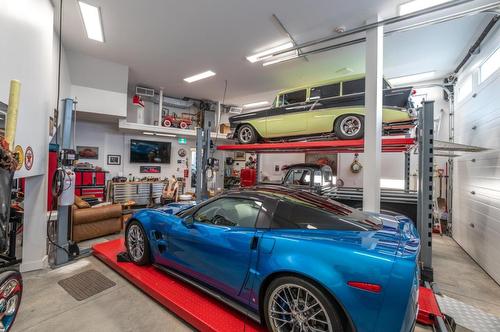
{"left": 280, "top": 89, "right": 306, "bottom": 106}
{"left": 193, "top": 198, "right": 261, "bottom": 228}
{"left": 342, "top": 78, "right": 365, "bottom": 95}
{"left": 457, "top": 75, "right": 472, "bottom": 102}
{"left": 272, "top": 194, "right": 382, "bottom": 231}
{"left": 323, "top": 168, "right": 334, "bottom": 186}
{"left": 310, "top": 83, "right": 340, "bottom": 100}
{"left": 479, "top": 47, "right": 500, "bottom": 84}
{"left": 284, "top": 169, "right": 311, "bottom": 186}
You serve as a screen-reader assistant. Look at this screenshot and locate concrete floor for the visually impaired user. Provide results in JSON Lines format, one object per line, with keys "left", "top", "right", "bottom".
{"left": 10, "top": 234, "right": 500, "bottom": 332}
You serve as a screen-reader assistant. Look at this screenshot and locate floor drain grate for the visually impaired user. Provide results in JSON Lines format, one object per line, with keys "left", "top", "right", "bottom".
{"left": 58, "top": 269, "right": 116, "bottom": 301}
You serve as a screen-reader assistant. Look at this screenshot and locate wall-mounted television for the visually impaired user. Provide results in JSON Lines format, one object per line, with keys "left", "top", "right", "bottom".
{"left": 130, "top": 139, "right": 171, "bottom": 164}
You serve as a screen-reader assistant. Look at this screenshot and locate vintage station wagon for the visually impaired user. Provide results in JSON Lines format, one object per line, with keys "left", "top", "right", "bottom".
{"left": 228, "top": 75, "right": 416, "bottom": 144}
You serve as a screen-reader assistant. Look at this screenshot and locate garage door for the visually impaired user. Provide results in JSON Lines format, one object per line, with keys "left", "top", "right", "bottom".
{"left": 453, "top": 50, "right": 500, "bottom": 283}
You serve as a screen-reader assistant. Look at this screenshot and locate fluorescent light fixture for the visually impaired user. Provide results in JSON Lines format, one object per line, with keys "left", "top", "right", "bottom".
{"left": 262, "top": 51, "right": 299, "bottom": 66}
{"left": 246, "top": 42, "right": 294, "bottom": 63}
{"left": 388, "top": 71, "right": 436, "bottom": 86}
{"left": 143, "top": 132, "right": 155, "bottom": 135}
{"left": 399, "top": 0, "right": 452, "bottom": 16}
{"left": 243, "top": 101, "right": 269, "bottom": 108}
{"left": 183, "top": 70, "right": 216, "bottom": 83}
{"left": 78, "top": 1, "right": 104, "bottom": 42}
{"left": 155, "top": 133, "right": 177, "bottom": 137}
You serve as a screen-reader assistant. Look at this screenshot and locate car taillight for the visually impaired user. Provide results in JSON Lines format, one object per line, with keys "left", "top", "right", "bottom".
{"left": 347, "top": 281, "right": 382, "bottom": 293}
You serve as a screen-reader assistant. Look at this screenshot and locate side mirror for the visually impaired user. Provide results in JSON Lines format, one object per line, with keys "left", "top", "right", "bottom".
{"left": 182, "top": 216, "right": 194, "bottom": 228}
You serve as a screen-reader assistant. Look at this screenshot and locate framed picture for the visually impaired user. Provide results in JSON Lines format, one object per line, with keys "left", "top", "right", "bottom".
{"left": 107, "top": 154, "right": 121, "bottom": 165}
{"left": 234, "top": 151, "right": 245, "bottom": 161}
{"left": 140, "top": 166, "right": 161, "bottom": 174}
{"left": 76, "top": 146, "right": 99, "bottom": 160}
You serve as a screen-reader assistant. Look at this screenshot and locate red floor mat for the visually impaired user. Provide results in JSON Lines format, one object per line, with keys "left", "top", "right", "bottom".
{"left": 93, "top": 239, "right": 265, "bottom": 332}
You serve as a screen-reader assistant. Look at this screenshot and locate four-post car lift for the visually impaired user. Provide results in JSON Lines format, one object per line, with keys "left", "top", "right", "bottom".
{"left": 93, "top": 101, "right": 450, "bottom": 331}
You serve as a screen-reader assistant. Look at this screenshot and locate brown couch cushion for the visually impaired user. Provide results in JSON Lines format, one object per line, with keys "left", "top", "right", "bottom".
{"left": 73, "top": 204, "right": 122, "bottom": 226}
{"left": 74, "top": 196, "right": 91, "bottom": 209}
{"left": 72, "top": 218, "right": 122, "bottom": 243}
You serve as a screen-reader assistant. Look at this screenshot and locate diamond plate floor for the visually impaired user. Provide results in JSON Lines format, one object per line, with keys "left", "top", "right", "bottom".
{"left": 437, "top": 294, "right": 500, "bottom": 332}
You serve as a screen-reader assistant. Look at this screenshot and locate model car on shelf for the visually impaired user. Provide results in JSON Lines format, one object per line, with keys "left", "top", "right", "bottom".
{"left": 162, "top": 114, "right": 193, "bottom": 129}
{"left": 125, "top": 186, "right": 420, "bottom": 332}
{"left": 228, "top": 75, "right": 417, "bottom": 144}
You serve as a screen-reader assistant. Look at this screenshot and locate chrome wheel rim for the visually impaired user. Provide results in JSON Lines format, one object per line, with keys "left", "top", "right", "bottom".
{"left": 268, "top": 283, "right": 332, "bottom": 332}
{"left": 239, "top": 127, "right": 253, "bottom": 143}
{"left": 127, "top": 225, "right": 145, "bottom": 262}
{"left": 340, "top": 116, "right": 361, "bottom": 137}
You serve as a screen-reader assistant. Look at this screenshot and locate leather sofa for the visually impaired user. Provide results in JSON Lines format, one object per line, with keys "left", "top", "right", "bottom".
{"left": 71, "top": 200, "right": 123, "bottom": 243}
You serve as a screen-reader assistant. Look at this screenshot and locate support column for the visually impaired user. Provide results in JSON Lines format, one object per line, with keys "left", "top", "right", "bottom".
{"left": 158, "top": 88, "right": 163, "bottom": 127}
{"left": 418, "top": 101, "right": 435, "bottom": 282}
{"left": 21, "top": 175, "right": 48, "bottom": 272}
{"left": 362, "top": 20, "right": 383, "bottom": 213}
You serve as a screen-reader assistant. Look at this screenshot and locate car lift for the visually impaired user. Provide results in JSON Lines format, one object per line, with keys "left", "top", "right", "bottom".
{"left": 93, "top": 101, "right": 453, "bottom": 331}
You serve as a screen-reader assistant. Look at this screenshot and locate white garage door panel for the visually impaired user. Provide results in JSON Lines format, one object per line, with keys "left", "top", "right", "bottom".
{"left": 452, "top": 43, "right": 500, "bottom": 283}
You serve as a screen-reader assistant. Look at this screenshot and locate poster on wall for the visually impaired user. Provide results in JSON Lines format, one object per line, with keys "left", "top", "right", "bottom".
{"left": 140, "top": 166, "right": 161, "bottom": 174}
{"left": 107, "top": 155, "right": 121, "bottom": 165}
{"left": 77, "top": 146, "right": 99, "bottom": 160}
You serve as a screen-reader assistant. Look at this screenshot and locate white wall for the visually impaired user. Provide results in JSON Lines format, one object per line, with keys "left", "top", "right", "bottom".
{"left": 452, "top": 26, "right": 500, "bottom": 283}
{"left": 259, "top": 153, "right": 305, "bottom": 182}
{"left": 66, "top": 50, "right": 128, "bottom": 117}
{"left": 0, "top": 0, "right": 58, "bottom": 271}
{"left": 337, "top": 152, "right": 406, "bottom": 188}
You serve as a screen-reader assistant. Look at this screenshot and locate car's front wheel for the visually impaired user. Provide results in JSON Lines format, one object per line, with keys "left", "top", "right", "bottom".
{"left": 125, "top": 220, "right": 151, "bottom": 265}
{"left": 264, "top": 276, "right": 344, "bottom": 332}
{"left": 237, "top": 124, "right": 258, "bottom": 144}
{"left": 334, "top": 115, "right": 364, "bottom": 140}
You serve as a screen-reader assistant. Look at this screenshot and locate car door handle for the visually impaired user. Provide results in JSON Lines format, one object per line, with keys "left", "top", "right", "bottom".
{"left": 250, "top": 236, "right": 259, "bottom": 250}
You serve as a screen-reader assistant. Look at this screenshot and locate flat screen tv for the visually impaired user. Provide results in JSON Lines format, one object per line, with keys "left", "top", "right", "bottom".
{"left": 130, "top": 139, "right": 171, "bottom": 164}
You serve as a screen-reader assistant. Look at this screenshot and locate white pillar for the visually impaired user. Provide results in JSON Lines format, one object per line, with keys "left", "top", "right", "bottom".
{"left": 21, "top": 175, "right": 49, "bottom": 272}
{"left": 362, "top": 20, "right": 383, "bottom": 213}
{"left": 158, "top": 88, "right": 164, "bottom": 127}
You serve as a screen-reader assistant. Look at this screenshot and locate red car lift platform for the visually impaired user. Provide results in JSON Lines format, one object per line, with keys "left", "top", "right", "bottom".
{"left": 217, "top": 137, "right": 415, "bottom": 153}
{"left": 93, "top": 239, "right": 266, "bottom": 332}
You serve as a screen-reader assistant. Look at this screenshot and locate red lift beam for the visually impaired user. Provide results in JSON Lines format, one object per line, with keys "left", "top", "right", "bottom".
{"left": 217, "top": 137, "right": 415, "bottom": 153}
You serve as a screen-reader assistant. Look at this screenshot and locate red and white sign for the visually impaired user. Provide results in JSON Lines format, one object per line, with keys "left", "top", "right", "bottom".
{"left": 24, "top": 146, "right": 34, "bottom": 171}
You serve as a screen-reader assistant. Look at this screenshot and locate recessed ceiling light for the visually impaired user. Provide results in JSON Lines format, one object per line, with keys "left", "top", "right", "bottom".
{"left": 155, "top": 133, "right": 177, "bottom": 137}
{"left": 143, "top": 132, "right": 155, "bottom": 135}
{"left": 243, "top": 101, "right": 269, "bottom": 108}
{"left": 388, "top": 71, "right": 436, "bottom": 86}
{"left": 183, "top": 70, "right": 216, "bottom": 83}
{"left": 246, "top": 42, "right": 294, "bottom": 63}
{"left": 262, "top": 52, "right": 299, "bottom": 67}
{"left": 78, "top": 1, "right": 104, "bottom": 42}
{"left": 399, "top": 0, "right": 452, "bottom": 16}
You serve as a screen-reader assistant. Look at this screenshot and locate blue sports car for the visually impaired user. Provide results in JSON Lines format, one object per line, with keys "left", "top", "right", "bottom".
{"left": 125, "top": 186, "right": 420, "bottom": 332}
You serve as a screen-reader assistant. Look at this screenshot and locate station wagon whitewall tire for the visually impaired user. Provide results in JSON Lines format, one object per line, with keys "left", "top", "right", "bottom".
{"left": 237, "top": 124, "right": 258, "bottom": 144}
{"left": 335, "top": 115, "right": 364, "bottom": 140}
{"left": 126, "top": 221, "right": 151, "bottom": 266}
{"left": 264, "top": 276, "right": 344, "bottom": 332}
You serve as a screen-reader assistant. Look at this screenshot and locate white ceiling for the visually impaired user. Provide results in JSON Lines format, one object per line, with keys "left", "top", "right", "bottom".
{"left": 58, "top": 0, "right": 494, "bottom": 106}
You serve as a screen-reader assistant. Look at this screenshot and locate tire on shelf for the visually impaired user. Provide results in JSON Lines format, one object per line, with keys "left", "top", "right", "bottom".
{"left": 163, "top": 119, "right": 172, "bottom": 127}
{"left": 179, "top": 121, "right": 188, "bottom": 129}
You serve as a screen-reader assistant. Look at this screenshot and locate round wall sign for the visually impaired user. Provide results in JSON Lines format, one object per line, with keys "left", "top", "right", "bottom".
{"left": 24, "top": 146, "right": 34, "bottom": 171}
{"left": 14, "top": 145, "right": 24, "bottom": 171}
{"left": 178, "top": 148, "right": 187, "bottom": 157}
